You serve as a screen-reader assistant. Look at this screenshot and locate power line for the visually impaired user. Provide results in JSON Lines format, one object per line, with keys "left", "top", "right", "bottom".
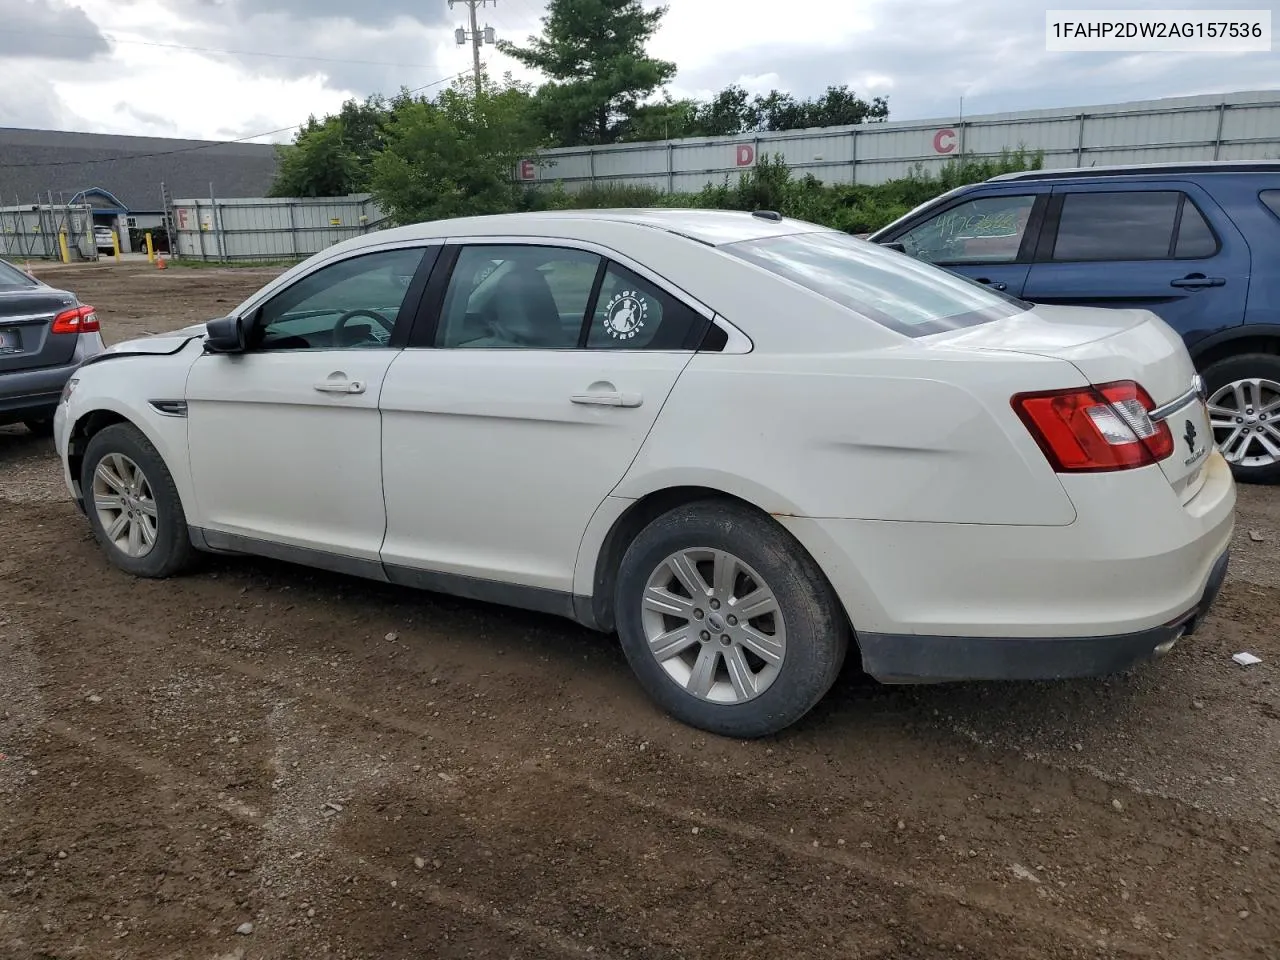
{"left": 11, "top": 27, "right": 448, "bottom": 70}
{"left": 0, "top": 70, "right": 471, "bottom": 170}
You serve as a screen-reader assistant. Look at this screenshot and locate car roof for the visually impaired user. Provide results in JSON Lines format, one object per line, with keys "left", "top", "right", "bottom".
{"left": 344, "top": 208, "right": 831, "bottom": 251}
{"left": 989, "top": 160, "right": 1280, "bottom": 183}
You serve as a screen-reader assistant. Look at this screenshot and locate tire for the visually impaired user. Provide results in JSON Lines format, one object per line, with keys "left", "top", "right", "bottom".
{"left": 614, "top": 500, "right": 850, "bottom": 739}
{"left": 23, "top": 418, "right": 53, "bottom": 438}
{"left": 1201, "top": 352, "right": 1280, "bottom": 484}
{"left": 80, "top": 423, "right": 194, "bottom": 578}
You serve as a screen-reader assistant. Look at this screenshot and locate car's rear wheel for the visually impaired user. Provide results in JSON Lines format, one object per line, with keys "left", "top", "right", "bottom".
{"left": 614, "top": 500, "right": 849, "bottom": 738}
{"left": 81, "top": 423, "right": 194, "bottom": 578}
{"left": 1202, "top": 353, "right": 1280, "bottom": 484}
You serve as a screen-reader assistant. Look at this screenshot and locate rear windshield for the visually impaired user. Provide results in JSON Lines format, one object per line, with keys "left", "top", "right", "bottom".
{"left": 0, "top": 258, "right": 36, "bottom": 289}
{"left": 722, "top": 230, "right": 1031, "bottom": 338}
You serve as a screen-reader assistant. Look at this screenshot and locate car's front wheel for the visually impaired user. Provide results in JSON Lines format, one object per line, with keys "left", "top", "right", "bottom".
{"left": 81, "top": 423, "right": 194, "bottom": 578}
{"left": 614, "top": 500, "right": 850, "bottom": 738}
{"left": 1202, "top": 353, "right": 1280, "bottom": 484}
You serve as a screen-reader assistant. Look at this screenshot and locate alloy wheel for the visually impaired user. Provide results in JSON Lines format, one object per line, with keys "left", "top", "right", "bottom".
{"left": 92, "top": 453, "right": 159, "bottom": 558}
{"left": 641, "top": 547, "right": 787, "bottom": 704}
{"left": 1207, "top": 377, "right": 1280, "bottom": 467}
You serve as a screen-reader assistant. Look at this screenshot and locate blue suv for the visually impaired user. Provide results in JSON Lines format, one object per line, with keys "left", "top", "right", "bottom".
{"left": 869, "top": 161, "right": 1280, "bottom": 484}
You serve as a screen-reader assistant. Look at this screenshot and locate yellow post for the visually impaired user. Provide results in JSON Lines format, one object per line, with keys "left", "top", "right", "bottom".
{"left": 58, "top": 231, "right": 70, "bottom": 264}
{"left": 111, "top": 227, "right": 121, "bottom": 263}
{"left": 145, "top": 231, "right": 155, "bottom": 263}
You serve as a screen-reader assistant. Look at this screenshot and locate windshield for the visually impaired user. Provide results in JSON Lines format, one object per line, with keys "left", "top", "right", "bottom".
{"left": 0, "top": 258, "right": 36, "bottom": 289}
{"left": 722, "top": 230, "right": 1030, "bottom": 338}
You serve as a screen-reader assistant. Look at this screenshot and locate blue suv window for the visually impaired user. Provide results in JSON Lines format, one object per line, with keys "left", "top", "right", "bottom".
{"left": 1052, "top": 191, "right": 1218, "bottom": 262}
{"left": 897, "top": 194, "right": 1037, "bottom": 265}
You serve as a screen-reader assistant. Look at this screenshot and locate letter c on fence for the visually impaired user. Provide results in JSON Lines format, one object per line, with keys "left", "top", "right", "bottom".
{"left": 736, "top": 144, "right": 755, "bottom": 167}
{"left": 933, "top": 129, "right": 958, "bottom": 154}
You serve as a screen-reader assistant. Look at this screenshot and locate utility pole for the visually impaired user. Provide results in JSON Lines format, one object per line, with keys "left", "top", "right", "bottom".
{"left": 450, "top": 0, "right": 497, "bottom": 97}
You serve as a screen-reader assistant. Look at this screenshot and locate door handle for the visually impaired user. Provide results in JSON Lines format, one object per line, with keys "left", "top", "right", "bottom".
{"left": 314, "top": 379, "right": 366, "bottom": 394}
{"left": 571, "top": 391, "right": 642, "bottom": 408}
{"left": 975, "top": 278, "right": 1008, "bottom": 291}
{"left": 1170, "top": 275, "right": 1226, "bottom": 289}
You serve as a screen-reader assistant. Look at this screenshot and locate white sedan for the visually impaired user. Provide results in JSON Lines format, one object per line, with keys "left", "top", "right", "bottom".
{"left": 54, "top": 209, "right": 1236, "bottom": 737}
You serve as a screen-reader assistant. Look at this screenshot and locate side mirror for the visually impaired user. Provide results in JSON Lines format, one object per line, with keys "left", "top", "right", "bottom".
{"left": 204, "top": 315, "right": 246, "bottom": 353}
{"left": 878, "top": 241, "right": 907, "bottom": 254}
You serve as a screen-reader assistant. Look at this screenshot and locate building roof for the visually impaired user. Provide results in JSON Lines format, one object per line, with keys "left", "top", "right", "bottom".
{"left": 0, "top": 127, "right": 280, "bottom": 212}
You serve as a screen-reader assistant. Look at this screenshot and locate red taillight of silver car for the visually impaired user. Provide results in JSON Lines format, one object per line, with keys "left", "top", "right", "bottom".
{"left": 50, "top": 304, "right": 100, "bottom": 335}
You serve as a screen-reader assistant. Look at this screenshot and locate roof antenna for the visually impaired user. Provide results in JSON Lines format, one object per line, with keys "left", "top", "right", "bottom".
{"left": 752, "top": 210, "right": 783, "bottom": 222}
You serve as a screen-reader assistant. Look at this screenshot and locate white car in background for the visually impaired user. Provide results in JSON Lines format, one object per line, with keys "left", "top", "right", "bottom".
{"left": 53, "top": 209, "right": 1235, "bottom": 738}
{"left": 93, "top": 225, "right": 115, "bottom": 252}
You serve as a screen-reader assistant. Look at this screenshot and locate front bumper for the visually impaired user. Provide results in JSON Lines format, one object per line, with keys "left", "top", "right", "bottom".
{"left": 857, "top": 547, "right": 1230, "bottom": 682}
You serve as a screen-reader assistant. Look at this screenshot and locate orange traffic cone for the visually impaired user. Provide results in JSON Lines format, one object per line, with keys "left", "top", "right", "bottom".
{"left": 156, "top": 255, "right": 167, "bottom": 270}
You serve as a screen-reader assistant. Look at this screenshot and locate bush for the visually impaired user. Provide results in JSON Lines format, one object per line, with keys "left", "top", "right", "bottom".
{"left": 524, "top": 146, "right": 1044, "bottom": 234}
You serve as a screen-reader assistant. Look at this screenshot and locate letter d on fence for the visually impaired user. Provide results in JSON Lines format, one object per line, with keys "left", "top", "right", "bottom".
{"left": 736, "top": 144, "right": 756, "bottom": 167}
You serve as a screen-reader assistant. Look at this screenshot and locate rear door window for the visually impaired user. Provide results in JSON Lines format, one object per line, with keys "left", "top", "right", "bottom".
{"left": 897, "top": 194, "right": 1038, "bottom": 264}
{"left": 1051, "top": 190, "right": 1218, "bottom": 261}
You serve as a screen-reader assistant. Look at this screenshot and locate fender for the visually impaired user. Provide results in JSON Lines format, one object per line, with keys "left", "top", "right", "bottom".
{"left": 1187, "top": 323, "right": 1280, "bottom": 363}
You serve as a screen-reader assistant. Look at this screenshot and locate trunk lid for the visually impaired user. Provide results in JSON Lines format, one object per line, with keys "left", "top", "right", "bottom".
{"left": 938, "top": 304, "right": 1211, "bottom": 501}
{"left": 0, "top": 285, "right": 81, "bottom": 373}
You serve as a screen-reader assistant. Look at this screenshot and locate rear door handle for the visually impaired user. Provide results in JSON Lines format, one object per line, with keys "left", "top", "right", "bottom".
{"left": 1170, "top": 275, "right": 1226, "bottom": 289}
{"left": 571, "top": 390, "right": 642, "bottom": 408}
{"left": 975, "top": 277, "right": 1008, "bottom": 291}
{"left": 314, "top": 379, "right": 366, "bottom": 394}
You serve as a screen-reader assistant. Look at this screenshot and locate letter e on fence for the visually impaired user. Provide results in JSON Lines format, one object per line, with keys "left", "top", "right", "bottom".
{"left": 933, "top": 129, "right": 958, "bottom": 154}
{"left": 736, "top": 144, "right": 755, "bottom": 167}
{"left": 518, "top": 159, "right": 536, "bottom": 181}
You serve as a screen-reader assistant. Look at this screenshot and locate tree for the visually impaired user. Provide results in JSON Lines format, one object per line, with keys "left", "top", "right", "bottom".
{"left": 370, "top": 74, "right": 545, "bottom": 225}
{"left": 498, "top": 0, "right": 675, "bottom": 146}
{"left": 268, "top": 95, "right": 392, "bottom": 197}
{"left": 268, "top": 118, "right": 363, "bottom": 198}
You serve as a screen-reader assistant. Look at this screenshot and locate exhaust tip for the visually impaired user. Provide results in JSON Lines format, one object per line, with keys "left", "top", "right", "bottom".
{"left": 1153, "top": 630, "right": 1186, "bottom": 658}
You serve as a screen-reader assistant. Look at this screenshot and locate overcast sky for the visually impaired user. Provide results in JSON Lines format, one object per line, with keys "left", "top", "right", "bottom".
{"left": 1, "top": 0, "right": 1276, "bottom": 142}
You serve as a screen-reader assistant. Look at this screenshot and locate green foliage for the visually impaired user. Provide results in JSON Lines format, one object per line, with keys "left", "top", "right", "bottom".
{"left": 269, "top": 120, "right": 363, "bottom": 198}
{"left": 498, "top": 0, "right": 675, "bottom": 146}
{"left": 524, "top": 147, "right": 1045, "bottom": 235}
{"left": 369, "top": 74, "right": 545, "bottom": 225}
{"left": 269, "top": 95, "right": 391, "bottom": 198}
{"left": 617, "top": 84, "right": 889, "bottom": 142}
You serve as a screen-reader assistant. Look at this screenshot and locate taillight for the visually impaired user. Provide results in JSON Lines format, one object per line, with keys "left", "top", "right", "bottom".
{"left": 51, "top": 304, "right": 99, "bottom": 335}
{"left": 1013, "top": 380, "right": 1174, "bottom": 472}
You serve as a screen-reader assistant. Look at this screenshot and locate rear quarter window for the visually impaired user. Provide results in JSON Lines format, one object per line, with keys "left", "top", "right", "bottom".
{"left": 722, "top": 231, "right": 1030, "bottom": 338}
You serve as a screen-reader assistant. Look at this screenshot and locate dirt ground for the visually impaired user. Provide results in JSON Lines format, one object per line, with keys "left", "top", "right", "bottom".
{"left": 2, "top": 261, "right": 1279, "bottom": 960}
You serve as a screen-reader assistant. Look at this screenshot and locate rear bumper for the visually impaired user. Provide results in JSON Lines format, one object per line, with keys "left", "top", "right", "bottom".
{"left": 777, "top": 450, "right": 1236, "bottom": 682}
{"left": 858, "top": 547, "right": 1230, "bottom": 682}
{"left": 0, "top": 333, "right": 104, "bottom": 425}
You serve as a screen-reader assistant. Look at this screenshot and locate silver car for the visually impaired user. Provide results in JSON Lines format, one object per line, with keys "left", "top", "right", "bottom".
{"left": 0, "top": 257, "right": 104, "bottom": 435}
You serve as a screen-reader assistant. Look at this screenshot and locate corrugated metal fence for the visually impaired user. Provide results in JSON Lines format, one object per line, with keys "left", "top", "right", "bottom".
{"left": 0, "top": 203, "right": 97, "bottom": 261}
{"left": 169, "top": 194, "right": 388, "bottom": 261}
{"left": 517, "top": 90, "right": 1280, "bottom": 192}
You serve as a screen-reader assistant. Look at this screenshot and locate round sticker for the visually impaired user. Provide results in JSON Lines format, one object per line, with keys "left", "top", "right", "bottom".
{"left": 604, "top": 290, "right": 648, "bottom": 340}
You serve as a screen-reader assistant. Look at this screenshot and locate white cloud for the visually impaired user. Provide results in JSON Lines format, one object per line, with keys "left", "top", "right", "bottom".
{"left": 1, "top": 0, "right": 1277, "bottom": 139}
